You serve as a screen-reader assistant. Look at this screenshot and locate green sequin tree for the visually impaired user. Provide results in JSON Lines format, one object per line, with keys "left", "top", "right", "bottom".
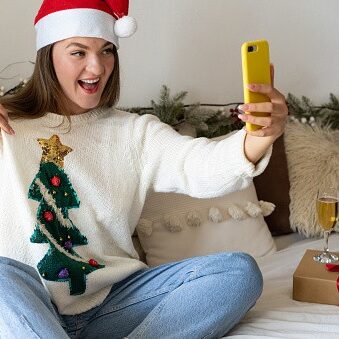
{"left": 28, "top": 135, "right": 104, "bottom": 295}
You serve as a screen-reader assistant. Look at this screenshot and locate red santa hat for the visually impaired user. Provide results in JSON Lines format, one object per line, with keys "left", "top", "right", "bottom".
{"left": 34, "top": 0, "right": 137, "bottom": 51}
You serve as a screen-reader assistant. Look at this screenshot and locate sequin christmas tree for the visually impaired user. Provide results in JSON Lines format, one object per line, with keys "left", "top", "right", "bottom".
{"left": 28, "top": 135, "right": 104, "bottom": 295}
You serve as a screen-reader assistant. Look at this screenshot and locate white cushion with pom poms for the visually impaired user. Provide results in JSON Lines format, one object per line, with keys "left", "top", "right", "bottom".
{"left": 136, "top": 182, "right": 276, "bottom": 267}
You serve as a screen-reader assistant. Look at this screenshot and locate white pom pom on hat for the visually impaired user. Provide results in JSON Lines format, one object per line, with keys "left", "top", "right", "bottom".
{"left": 34, "top": 0, "right": 137, "bottom": 51}
{"left": 114, "top": 15, "right": 137, "bottom": 38}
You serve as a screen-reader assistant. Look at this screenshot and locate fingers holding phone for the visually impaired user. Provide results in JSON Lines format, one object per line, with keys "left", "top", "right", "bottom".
{"left": 238, "top": 85, "right": 288, "bottom": 138}
{"left": 239, "top": 40, "right": 288, "bottom": 139}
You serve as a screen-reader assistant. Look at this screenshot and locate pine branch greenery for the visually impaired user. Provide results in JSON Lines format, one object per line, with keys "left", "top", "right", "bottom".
{"left": 151, "top": 85, "right": 187, "bottom": 125}
{"left": 125, "top": 86, "right": 339, "bottom": 137}
{"left": 2, "top": 68, "right": 339, "bottom": 136}
{"left": 287, "top": 93, "right": 339, "bottom": 129}
{"left": 123, "top": 85, "right": 243, "bottom": 138}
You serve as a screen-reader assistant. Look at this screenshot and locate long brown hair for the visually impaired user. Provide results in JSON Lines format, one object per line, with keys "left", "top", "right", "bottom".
{"left": 0, "top": 43, "right": 120, "bottom": 128}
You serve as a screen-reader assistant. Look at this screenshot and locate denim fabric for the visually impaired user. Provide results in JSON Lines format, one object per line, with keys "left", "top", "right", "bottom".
{"left": 0, "top": 252, "right": 263, "bottom": 339}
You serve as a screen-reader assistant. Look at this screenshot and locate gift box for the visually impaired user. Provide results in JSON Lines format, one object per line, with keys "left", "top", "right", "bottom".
{"left": 293, "top": 249, "right": 339, "bottom": 306}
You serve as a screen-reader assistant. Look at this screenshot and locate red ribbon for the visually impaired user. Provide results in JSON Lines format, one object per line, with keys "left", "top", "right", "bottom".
{"left": 325, "top": 264, "right": 339, "bottom": 293}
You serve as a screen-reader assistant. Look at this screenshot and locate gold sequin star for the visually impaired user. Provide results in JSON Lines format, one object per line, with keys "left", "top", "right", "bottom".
{"left": 38, "top": 135, "right": 73, "bottom": 168}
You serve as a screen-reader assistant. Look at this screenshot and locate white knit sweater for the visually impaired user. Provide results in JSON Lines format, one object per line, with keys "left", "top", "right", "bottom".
{"left": 0, "top": 108, "right": 271, "bottom": 315}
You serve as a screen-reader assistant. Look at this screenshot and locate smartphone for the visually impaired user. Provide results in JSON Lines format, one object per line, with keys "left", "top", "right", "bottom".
{"left": 241, "top": 39, "right": 271, "bottom": 131}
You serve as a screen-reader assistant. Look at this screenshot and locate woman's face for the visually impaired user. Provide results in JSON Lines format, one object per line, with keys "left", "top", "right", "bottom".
{"left": 52, "top": 37, "right": 115, "bottom": 115}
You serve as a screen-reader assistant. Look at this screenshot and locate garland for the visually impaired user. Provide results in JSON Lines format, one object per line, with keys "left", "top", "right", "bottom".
{"left": 1, "top": 75, "right": 339, "bottom": 138}
{"left": 121, "top": 85, "right": 243, "bottom": 138}
{"left": 287, "top": 93, "right": 339, "bottom": 130}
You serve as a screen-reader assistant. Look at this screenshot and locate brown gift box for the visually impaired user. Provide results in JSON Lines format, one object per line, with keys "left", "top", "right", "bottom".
{"left": 293, "top": 249, "right": 339, "bottom": 306}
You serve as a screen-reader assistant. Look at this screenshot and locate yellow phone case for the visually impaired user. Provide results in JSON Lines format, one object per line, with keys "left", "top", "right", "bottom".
{"left": 241, "top": 40, "right": 271, "bottom": 131}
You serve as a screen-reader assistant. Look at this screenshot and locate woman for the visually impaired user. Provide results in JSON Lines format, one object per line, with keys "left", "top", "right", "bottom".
{"left": 0, "top": 0, "right": 288, "bottom": 338}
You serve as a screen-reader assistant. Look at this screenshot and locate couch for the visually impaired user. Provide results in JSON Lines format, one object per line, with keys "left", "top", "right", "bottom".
{"left": 130, "top": 121, "right": 339, "bottom": 337}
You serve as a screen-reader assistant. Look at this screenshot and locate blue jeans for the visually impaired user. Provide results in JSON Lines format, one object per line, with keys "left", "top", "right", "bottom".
{"left": 0, "top": 252, "right": 262, "bottom": 339}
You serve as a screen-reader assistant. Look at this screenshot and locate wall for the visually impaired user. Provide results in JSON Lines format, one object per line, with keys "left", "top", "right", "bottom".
{"left": 1, "top": 0, "right": 338, "bottom": 107}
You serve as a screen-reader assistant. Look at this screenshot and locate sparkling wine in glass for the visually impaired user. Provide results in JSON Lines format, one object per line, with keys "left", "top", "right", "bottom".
{"left": 313, "top": 187, "right": 339, "bottom": 264}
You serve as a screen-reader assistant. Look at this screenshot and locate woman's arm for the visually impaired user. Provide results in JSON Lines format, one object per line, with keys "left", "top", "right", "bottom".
{"left": 238, "top": 65, "right": 288, "bottom": 164}
{"left": 0, "top": 104, "right": 15, "bottom": 135}
{"left": 135, "top": 114, "right": 272, "bottom": 199}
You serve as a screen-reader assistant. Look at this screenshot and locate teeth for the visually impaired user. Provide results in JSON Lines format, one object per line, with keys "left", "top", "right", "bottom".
{"left": 81, "top": 78, "right": 99, "bottom": 84}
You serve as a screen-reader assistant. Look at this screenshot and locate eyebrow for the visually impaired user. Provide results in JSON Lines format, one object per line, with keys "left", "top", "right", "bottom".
{"left": 66, "top": 41, "right": 113, "bottom": 49}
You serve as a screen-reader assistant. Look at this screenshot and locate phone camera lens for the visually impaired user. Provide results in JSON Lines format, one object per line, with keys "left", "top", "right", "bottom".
{"left": 248, "top": 46, "right": 254, "bottom": 52}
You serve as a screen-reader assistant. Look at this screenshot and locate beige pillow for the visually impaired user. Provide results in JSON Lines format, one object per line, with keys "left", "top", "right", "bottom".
{"left": 137, "top": 182, "right": 276, "bottom": 267}
{"left": 285, "top": 122, "right": 339, "bottom": 237}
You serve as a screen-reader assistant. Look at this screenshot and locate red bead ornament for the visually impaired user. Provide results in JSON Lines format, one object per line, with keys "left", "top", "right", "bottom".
{"left": 43, "top": 211, "right": 54, "bottom": 222}
{"left": 51, "top": 175, "right": 61, "bottom": 187}
{"left": 89, "top": 259, "right": 99, "bottom": 267}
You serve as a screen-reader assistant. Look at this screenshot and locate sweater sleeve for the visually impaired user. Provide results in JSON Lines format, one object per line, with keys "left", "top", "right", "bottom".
{"left": 136, "top": 114, "right": 272, "bottom": 198}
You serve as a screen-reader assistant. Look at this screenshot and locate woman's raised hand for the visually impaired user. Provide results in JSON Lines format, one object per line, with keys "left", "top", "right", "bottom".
{"left": 0, "top": 104, "right": 15, "bottom": 135}
{"left": 237, "top": 64, "right": 288, "bottom": 140}
{"left": 236, "top": 64, "right": 288, "bottom": 164}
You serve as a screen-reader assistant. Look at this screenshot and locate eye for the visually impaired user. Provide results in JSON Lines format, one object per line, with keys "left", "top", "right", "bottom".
{"left": 71, "top": 51, "right": 85, "bottom": 57}
{"left": 103, "top": 48, "right": 114, "bottom": 55}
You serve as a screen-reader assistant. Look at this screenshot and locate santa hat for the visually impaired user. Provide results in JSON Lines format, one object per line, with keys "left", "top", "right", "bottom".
{"left": 34, "top": 0, "right": 137, "bottom": 51}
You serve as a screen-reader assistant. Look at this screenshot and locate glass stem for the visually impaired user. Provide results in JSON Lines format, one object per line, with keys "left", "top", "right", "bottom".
{"left": 324, "top": 230, "right": 330, "bottom": 253}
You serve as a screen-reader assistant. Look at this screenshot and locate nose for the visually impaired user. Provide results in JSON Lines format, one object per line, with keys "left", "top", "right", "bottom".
{"left": 86, "top": 55, "right": 105, "bottom": 76}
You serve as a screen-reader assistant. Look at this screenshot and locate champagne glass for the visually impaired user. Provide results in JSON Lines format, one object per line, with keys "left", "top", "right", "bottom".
{"left": 313, "top": 186, "right": 339, "bottom": 264}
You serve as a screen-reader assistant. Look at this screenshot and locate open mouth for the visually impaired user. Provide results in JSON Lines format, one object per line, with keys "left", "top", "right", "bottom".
{"left": 78, "top": 78, "right": 100, "bottom": 93}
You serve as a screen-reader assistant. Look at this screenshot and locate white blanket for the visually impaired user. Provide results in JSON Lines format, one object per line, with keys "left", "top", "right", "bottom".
{"left": 225, "top": 234, "right": 339, "bottom": 338}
